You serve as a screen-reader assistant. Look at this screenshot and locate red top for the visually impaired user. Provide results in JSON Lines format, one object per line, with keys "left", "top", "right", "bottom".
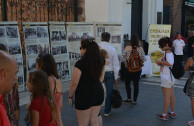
{"left": 0, "top": 95, "right": 11, "bottom": 126}
{"left": 31, "top": 96, "right": 57, "bottom": 126}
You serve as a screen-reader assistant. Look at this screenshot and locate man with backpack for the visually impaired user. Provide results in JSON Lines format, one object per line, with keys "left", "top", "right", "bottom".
{"left": 99, "top": 32, "right": 120, "bottom": 117}
{"left": 121, "top": 34, "right": 146, "bottom": 105}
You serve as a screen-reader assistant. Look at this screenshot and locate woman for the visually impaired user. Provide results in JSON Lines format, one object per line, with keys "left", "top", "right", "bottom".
{"left": 36, "top": 53, "right": 63, "bottom": 126}
{"left": 69, "top": 39, "right": 105, "bottom": 126}
{"left": 185, "top": 56, "right": 194, "bottom": 126}
{"left": 155, "top": 37, "right": 176, "bottom": 120}
{"left": 27, "top": 70, "right": 57, "bottom": 126}
{"left": 0, "top": 43, "right": 20, "bottom": 126}
{"left": 121, "top": 34, "right": 146, "bottom": 105}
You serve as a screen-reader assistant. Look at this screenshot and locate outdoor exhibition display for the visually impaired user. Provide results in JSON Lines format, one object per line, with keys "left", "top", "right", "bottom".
{"left": 67, "top": 22, "right": 94, "bottom": 74}
{"left": 23, "top": 22, "right": 50, "bottom": 82}
{"left": 0, "top": 21, "right": 25, "bottom": 91}
{"left": 148, "top": 24, "right": 171, "bottom": 76}
{"left": 49, "top": 21, "right": 71, "bottom": 81}
{"left": 95, "top": 22, "right": 122, "bottom": 56}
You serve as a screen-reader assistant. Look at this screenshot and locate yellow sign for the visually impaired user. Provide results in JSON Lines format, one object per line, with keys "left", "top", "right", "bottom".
{"left": 148, "top": 24, "right": 171, "bottom": 76}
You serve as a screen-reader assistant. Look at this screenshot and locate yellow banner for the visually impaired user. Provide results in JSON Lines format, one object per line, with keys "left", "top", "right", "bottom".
{"left": 148, "top": 24, "right": 171, "bottom": 76}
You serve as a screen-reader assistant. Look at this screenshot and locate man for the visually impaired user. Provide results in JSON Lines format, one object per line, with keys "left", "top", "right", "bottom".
{"left": 173, "top": 32, "right": 185, "bottom": 62}
{"left": 99, "top": 32, "right": 120, "bottom": 117}
{"left": 188, "top": 31, "right": 194, "bottom": 57}
{"left": 0, "top": 51, "right": 18, "bottom": 126}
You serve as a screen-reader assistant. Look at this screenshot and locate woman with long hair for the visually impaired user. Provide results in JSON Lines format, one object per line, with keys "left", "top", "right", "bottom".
{"left": 155, "top": 37, "right": 176, "bottom": 120}
{"left": 121, "top": 34, "right": 146, "bottom": 105}
{"left": 69, "top": 39, "right": 105, "bottom": 126}
{"left": 36, "top": 53, "right": 63, "bottom": 126}
{"left": 27, "top": 70, "right": 56, "bottom": 126}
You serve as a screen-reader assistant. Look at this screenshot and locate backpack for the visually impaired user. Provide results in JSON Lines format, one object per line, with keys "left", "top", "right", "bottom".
{"left": 127, "top": 49, "right": 144, "bottom": 72}
{"left": 165, "top": 49, "right": 185, "bottom": 79}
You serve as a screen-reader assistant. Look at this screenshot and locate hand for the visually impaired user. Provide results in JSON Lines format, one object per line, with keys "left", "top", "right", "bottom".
{"left": 26, "top": 103, "right": 30, "bottom": 110}
{"left": 155, "top": 60, "right": 161, "bottom": 66}
{"left": 68, "top": 98, "right": 74, "bottom": 108}
{"left": 114, "top": 79, "right": 118, "bottom": 88}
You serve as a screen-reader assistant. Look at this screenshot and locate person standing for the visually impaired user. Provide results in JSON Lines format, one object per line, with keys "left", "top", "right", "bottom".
{"left": 173, "top": 32, "right": 185, "bottom": 62}
{"left": 121, "top": 34, "right": 146, "bottom": 105}
{"left": 155, "top": 37, "right": 176, "bottom": 120}
{"left": 0, "top": 51, "right": 18, "bottom": 126}
{"left": 99, "top": 32, "right": 120, "bottom": 116}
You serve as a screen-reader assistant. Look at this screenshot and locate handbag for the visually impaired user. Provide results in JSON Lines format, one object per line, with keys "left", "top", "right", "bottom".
{"left": 183, "top": 79, "right": 188, "bottom": 93}
{"left": 111, "top": 87, "right": 122, "bottom": 108}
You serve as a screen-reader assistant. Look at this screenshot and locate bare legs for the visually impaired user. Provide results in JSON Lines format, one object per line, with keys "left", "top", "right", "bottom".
{"left": 162, "top": 86, "right": 176, "bottom": 114}
{"left": 76, "top": 106, "right": 101, "bottom": 126}
{"left": 191, "top": 98, "right": 194, "bottom": 118}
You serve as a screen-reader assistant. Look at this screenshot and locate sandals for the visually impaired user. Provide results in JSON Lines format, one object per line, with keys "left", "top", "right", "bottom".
{"left": 132, "top": 102, "right": 137, "bottom": 105}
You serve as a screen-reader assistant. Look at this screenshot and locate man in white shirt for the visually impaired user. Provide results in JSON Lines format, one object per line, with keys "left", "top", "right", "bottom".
{"left": 99, "top": 32, "right": 120, "bottom": 117}
{"left": 173, "top": 32, "right": 185, "bottom": 62}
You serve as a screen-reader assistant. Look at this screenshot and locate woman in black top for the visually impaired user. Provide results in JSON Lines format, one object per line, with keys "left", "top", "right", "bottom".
{"left": 69, "top": 39, "right": 105, "bottom": 126}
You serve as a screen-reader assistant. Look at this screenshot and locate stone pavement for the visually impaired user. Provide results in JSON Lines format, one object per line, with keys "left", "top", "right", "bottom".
{"left": 19, "top": 75, "right": 192, "bottom": 126}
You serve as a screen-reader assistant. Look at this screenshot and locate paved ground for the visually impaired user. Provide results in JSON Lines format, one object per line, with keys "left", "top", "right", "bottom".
{"left": 19, "top": 75, "right": 192, "bottom": 126}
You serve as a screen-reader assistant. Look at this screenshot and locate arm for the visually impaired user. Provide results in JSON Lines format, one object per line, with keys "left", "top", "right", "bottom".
{"left": 68, "top": 67, "right": 81, "bottom": 106}
{"left": 48, "top": 77, "right": 55, "bottom": 94}
{"left": 155, "top": 50, "right": 173, "bottom": 67}
{"left": 185, "top": 57, "right": 193, "bottom": 71}
{"left": 56, "top": 107, "right": 63, "bottom": 126}
{"left": 31, "top": 110, "right": 39, "bottom": 126}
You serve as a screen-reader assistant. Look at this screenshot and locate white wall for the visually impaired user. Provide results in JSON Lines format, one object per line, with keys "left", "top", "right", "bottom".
{"left": 109, "top": 0, "right": 122, "bottom": 22}
{"left": 142, "top": 0, "right": 163, "bottom": 42}
{"left": 85, "top": 0, "right": 109, "bottom": 22}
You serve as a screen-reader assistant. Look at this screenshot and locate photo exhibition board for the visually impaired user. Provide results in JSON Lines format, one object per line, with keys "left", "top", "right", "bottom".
{"left": 49, "top": 22, "right": 71, "bottom": 82}
{"left": 0, "top": 21, "right": 25, "bottom": 91}
{"left": 23, "top": 22, "right": 50, "bottom": 84}
{"left": 94, "top": 22, "right": 122, "bottom": 59}
{"left": 148, "top": 24, "right": 171, "bottom": 76}
{"left": 66, "top": 22, "right": 94, "bottom": 76}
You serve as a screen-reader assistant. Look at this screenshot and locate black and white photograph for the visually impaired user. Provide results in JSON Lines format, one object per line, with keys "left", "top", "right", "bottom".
{"left": 37, "top": 44, "right": 49, "bottom": 54}
{"left": 59, "top": 31, "right": 66, "bottom": 40}
{"left": 63, "top": 61, "right": 68, "bottom": 70}
{"left": 71, "top": 53, "right": 75, "bottom": 60}
{"left": 56, "top": 62, "right": 63, "bottom": 71}
{"left": 24, "top": 28, "right": 37, "bottom": 39}
{"left": 81, "top": 32, "right": 93, "bottom": 41}
{"left": 61, "top": 45, "right": 67, "bottom": 54}
{"left": 112, "top": 35, "right": 121, "bottom": 43}
{"left": 97, "top": 27, "right": 105, "bottom": 37}
{"left": 6, "top": 27, "right": 18, "bottom": 38}
{"left": 16, "top": 57, "right": 23, "bottom": 70}
{"left": 27, "top": 59, "right": 36, "bottom": 71}
{"left": 75, "top": 54, "right": 81, "bottom": 60}
{"left": 37, "top": 27, "right": 48, "bottom": 38}
{"left": 61, "top": 70, "right": 70, "bottom": 80}
{"left": 0, "top": 28, "right": 6, "bottom": 38}
{"left": 18, "top": 75, "right": 24, "bottom": 85}
{"left": 51, "top": 31, "right": 66, "bottom": 41}
{"left": 68, "top": 32, "right": 81, "bottom": 42}
{"left": 52, "top": 46, "right": 61, "bottom": 55}
{"left": 26, "top": 45, "right": 38, "bottom": 55}
{"left": 8, "top": 42, "right": 21, "bottom": 55}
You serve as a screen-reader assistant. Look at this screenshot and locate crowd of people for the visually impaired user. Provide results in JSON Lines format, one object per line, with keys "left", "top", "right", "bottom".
{"left": 0, "top": 31, "right": 194, "bottom": 126}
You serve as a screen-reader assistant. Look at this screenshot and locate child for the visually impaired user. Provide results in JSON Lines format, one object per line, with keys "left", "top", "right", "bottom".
{"left": 155, "top": 37, "right": 176, "bottom": 120}
{"left": 27, "top": 70, "right": 57, "bottom": 126}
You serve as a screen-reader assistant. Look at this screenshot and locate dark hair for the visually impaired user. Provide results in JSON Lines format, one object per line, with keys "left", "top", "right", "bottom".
{"left": 130, "top": 34, "right": 140, "bottom": 49}
{"left": 36, "top": 53, "right": 59, "bottom": 79}
{"left": 0, "top": 43, "right": 8, "bottom": 52}
{"left": 158, "top": 37, "right": 173, "bottom": 48}
{"left": 29, "top": 70, "right": 56, "bottom": 122}
{"left": 81, "top": 39, "right": 104, "bottom": 81}
{"left": 101, "top": 32, "right": 110, "bottom": 42}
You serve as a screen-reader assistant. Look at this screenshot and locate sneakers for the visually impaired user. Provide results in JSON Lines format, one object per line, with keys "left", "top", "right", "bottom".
{"left": 188, "top": 120, "right": 194, "bottom": 126}
{"left": 156, "top": 114, "right": 168, "bottom": 121}
{"left": 122, "top": 99, "right": 132, "bottom": 103}
{"left": 168, "top": 112, "right": 176, "bottom": 118}
{"left": 104, "top": 113, "right": 111, "bottom": 117}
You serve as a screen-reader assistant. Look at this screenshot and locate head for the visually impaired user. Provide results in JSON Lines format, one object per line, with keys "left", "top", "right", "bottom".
{"left": 0, "top": 51, "right": 18, "bottom": 94}
{"left": 158, "top": 37, "right": 173, "bottom": 51}
{"left": 27, "top": 70, "right": 56, "bottom": 122}
{"left": 177, "top": 32, "right": 181, "bottom": 40}
{"left": 36, "top": 53, "right": 59, "bottom": 79}
{"left": 130, "top": 34, "right": 140, "bottom": 49}
{"left": 101, "top": 32, "right": 110, "bottom": 42}
{"left": 100, "top": 49, "right": 109, "bottom": 58}
{"left": 80, "top": 39, "right": 104, "bottom": 81}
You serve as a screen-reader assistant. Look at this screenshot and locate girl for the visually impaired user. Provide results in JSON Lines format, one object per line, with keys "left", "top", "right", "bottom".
{"left": 69, "top": 39, "right": 105, "bottom": 126}
{"left": 155, "top": 37, "right": 176, "bottom": 120}
{"left": 27, "top": 70, "right": 57, "bottom": 126}
{"left": 36, "top": 54, "right": 63, "bottom": 126}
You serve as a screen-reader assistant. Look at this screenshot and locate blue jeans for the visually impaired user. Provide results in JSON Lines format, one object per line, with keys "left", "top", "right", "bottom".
{"left": 104, "top": 71, "right": 114, "bottom": 114}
